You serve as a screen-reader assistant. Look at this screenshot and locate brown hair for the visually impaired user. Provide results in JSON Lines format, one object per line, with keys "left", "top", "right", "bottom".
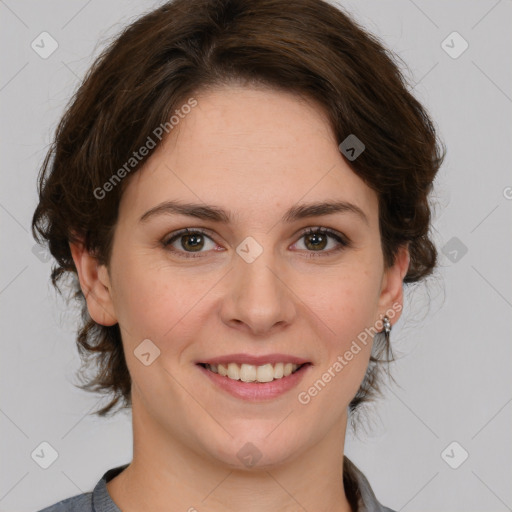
{"left": 32, "top": 0, "right": 446, "bottom": 421}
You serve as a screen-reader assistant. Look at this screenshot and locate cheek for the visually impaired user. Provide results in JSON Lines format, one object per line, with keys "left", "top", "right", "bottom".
{"left": 296, "top": 273, "right": 380, "bottom": 410}
{"left": 109, "top": 255, "right": 194, "bottom": 346}
{"left": 294, "top": 260, "right": 382, "bottom": 399}
{"left": 111, "top": 235, "right": 383, "bottom": 355}
{"left": 298, "top": 262, "right": 382, "bottom": 336}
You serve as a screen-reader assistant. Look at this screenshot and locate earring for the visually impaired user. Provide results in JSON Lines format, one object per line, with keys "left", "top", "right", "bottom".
{"left": 382, "top": 315, "right": 392, "bottom": 343}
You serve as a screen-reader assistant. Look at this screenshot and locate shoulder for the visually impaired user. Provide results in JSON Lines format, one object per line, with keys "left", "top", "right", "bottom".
{"left": 36, "top": 491, "right": 93, "bottom": 512}
{"left": 35, "top": 463, "right": 128, "bottom": 512}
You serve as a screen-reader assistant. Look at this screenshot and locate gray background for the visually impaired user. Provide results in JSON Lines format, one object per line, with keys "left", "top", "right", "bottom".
{"left": 1, "top": 1, "right": 511, "bottom": 510}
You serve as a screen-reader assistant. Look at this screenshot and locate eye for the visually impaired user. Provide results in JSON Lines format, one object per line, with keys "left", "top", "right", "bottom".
{"left": 292, "top": 227, "right": 350, "bottom": 258}
{"left": 162, "top": 228, "right": 218, "bottom": 258}
{"left": 162, "top": 227, "right": 350, "bottom": 259}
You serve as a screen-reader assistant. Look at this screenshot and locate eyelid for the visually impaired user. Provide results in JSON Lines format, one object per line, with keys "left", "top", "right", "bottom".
{"left": 299, "top": 226, "right": 350, "bottom": 244}
{"left": 162, "top": 227, "right": 214, "bottom": 244}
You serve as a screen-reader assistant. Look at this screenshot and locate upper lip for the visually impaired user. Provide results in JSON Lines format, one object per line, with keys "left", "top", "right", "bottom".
{"left": 197, "top": 353, "right": 311, "bottom": 366}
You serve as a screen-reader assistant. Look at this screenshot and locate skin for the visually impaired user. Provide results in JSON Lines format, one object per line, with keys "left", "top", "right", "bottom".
{"left": 70, "top": 84, "right": 409, "bottom": 512}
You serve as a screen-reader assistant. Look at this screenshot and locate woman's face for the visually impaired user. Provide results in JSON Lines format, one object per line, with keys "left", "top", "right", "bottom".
{"left": 77, "top": 85, "right": 408, "bottom": 469}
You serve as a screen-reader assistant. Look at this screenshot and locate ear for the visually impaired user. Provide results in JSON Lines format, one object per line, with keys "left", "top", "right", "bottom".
{"left": 69, "top": 241, "right": 118, "bottom": 326}
{"left": 377, "top": 244, "right": 410, "bottom": 326}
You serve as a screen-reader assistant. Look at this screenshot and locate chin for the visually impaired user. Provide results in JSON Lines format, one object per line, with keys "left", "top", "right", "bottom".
{"left": 204, "top": 431, "right": 304, "bottom": 472}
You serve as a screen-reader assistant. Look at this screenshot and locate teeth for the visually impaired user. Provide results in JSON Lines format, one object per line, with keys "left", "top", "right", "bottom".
{"left": 258, "top": 364, "right": 277, "bottom": 382}
{"left": 206, "top": 362, "right": 302, "bottom": 382}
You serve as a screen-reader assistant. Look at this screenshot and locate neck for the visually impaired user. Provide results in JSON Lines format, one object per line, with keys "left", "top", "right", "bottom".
{"left": 107, "top": 394, "right": 354, "bottom": 512}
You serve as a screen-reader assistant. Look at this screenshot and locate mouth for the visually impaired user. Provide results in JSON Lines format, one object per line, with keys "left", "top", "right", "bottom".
{"left": 197, "top": 361, "right": 311, "bottom": 383}
{"left": 196, "top": 359, "right": 312, "bottom": 401}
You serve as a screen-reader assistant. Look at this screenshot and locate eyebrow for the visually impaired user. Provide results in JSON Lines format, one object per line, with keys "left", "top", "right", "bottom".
{"left": 139, "top": 199, "right": 369, "bottom": 226}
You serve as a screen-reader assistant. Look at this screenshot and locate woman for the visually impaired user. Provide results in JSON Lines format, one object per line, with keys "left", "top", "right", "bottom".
{"left": 32, "top": 0, "right": 445, "bottom": 510}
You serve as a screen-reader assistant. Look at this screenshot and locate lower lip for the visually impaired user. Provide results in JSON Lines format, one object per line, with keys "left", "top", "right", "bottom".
{"left": 197, "top": 363, "right": 312, "bottom": 401}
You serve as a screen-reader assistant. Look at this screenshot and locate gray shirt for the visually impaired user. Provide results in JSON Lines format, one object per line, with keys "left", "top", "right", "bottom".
{"left": 37, "top": 456, "right": 396, "bottom": 512}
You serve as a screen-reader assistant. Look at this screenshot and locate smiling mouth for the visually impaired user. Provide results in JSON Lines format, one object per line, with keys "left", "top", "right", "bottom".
{"left": 198, "top": 362, "right": 310, "bottom": 383}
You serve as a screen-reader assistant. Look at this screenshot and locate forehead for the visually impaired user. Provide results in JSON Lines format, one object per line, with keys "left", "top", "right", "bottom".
{"left": 119, "top": 85, "right": 378, "bottom": 226}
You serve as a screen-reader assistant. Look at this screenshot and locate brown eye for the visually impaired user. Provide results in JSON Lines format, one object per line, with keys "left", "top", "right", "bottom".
{"left": 294, "top": 227, "right": 350, "bottom": 257}
{"left": 178, "top": 232, "right": 205, "bottom": 252}
{"left": 163, "top": 228, "right": 217, "bottom": 258}
{"left": 303, "top": 231, "right": 328, "bottom": 251}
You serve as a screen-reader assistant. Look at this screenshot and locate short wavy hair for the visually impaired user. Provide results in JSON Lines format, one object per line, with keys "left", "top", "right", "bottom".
{"left": 32, "top": 0, "right": 446, "bottom": 422}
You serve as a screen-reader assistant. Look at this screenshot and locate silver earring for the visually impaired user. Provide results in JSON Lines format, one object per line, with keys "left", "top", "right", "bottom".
{"left": 383, "top": 315, "right": 392, "bottom": 343}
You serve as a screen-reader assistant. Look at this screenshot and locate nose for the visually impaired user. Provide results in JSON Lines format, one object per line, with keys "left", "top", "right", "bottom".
{"left": 220, "top": 246, "right": 297, "bottom": 336}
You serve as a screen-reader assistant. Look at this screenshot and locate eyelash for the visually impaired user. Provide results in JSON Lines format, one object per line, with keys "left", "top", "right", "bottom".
{"left": 162, "top": 227, "right": 350, "bottom": 259}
